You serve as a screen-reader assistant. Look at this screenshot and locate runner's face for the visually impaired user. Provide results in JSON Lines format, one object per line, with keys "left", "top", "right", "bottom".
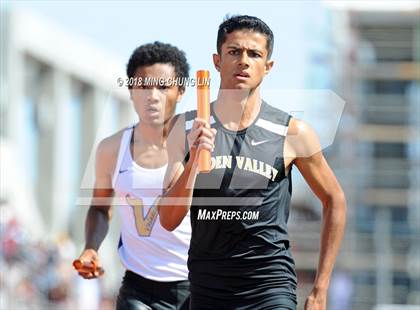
{"left": 130, "top": 63, "right": 183, "bottom": 126}
{"left": 213, "top": 30, "right": 273, "bottom": 90}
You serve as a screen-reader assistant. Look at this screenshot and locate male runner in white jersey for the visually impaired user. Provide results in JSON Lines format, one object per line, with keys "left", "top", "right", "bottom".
{"left": 76, "top": 42, "right": 191, "bottom": 310}
{"left": 157, "top": 16, "right": 346, "bottom": 310}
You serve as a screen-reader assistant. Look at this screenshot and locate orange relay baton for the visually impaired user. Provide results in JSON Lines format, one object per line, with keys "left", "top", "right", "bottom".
{"left": 196, "top": 70, "right": 211, "bottom": 173}
{"left": 72, "top": 259, "right": 105, "bottom": 276}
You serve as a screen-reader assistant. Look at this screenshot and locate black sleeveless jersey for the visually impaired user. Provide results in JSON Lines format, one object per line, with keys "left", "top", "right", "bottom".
{"left": 184, "top": 100, "right": 297, "bottom": 302}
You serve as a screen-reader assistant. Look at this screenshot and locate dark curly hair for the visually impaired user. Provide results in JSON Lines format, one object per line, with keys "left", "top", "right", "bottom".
{"left": 126, "top": 41, "right": 190, "bottom": 90}
{"left": 217, "top": 15, "right": 274, "bottom": 59}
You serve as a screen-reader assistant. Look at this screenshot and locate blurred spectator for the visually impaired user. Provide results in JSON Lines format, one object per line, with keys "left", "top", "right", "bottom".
{"left": 0, "top": 202, "right": 111, "bottom": 309}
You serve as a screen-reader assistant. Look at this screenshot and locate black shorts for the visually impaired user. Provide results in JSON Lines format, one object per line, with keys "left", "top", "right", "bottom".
{"left": 116, "top": 270, "right": 190, "bottom": 310}
{"left": 189, "top": 291, "right": 297, "bottom": 310}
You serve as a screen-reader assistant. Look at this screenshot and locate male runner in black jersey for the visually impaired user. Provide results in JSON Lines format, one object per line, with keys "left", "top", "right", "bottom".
{"left": 157, "top": 15, "right": 346, "bottom": 310}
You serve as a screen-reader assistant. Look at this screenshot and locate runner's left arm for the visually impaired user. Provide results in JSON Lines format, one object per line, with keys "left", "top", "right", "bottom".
{"left": 288, "top": 119, "right": 347, "bottom": 308}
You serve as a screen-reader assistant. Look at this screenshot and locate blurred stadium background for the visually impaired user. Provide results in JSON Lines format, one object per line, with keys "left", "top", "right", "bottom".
{"left": 0, "top": 1, "right": 419, "bottom": 309}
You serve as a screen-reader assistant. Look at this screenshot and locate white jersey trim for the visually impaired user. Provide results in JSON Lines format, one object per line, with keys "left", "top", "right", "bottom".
{"left": 255, "top": 118, "right": 288, "bottom": 136}
{"left": 112, "top": 124, "right": 136, "bottom": 188}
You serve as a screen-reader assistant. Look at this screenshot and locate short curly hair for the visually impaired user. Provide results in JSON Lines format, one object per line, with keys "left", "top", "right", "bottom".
{"left": 126, "top": 41, "right": 190, "bottom": 90}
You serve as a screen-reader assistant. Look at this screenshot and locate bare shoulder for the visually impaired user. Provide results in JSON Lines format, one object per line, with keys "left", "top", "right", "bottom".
{"left": 163, "top": 113, "right": 188, "bottom": 190}
{"left": 287, "top": 118, "right": 317, "bottom": 140}
{"left": 167, "top": 113, "right": 186, "bottom": 153}
{"left": 95, "top": 128, "right": 127, "bottom": 175}
{"left": 97, "top": 129, "right": 126, "bottom": 156}
{"left": 285, "top": 118, "right": 322, "bottom": 160}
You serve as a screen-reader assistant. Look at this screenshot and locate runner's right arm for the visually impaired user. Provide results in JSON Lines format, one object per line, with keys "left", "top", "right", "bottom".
{"left": 77, "top": 136, "right": 118, "bottom": 279}
{"left": 158, "top": 115, "right": 216, "bottom": 231}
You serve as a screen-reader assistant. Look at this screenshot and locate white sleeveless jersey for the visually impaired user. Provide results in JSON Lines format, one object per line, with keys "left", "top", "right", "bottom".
{"left": 112, "top": 125, "right": 191, "bottom": 281}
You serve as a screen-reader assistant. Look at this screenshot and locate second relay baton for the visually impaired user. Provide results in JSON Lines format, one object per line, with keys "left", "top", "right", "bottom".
{"left": 196, "top": 70, "right": 211, "bottom": 173}
{"left": 73, "top": 259, "right": 105, "bottom": 276}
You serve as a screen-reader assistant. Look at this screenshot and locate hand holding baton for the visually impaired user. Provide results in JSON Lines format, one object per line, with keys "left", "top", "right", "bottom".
{"left": 196, "top": 70, "right": 211, "bottom": 173}
{"left": 73, "top": 259, "right": 105, "bottom": 276}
